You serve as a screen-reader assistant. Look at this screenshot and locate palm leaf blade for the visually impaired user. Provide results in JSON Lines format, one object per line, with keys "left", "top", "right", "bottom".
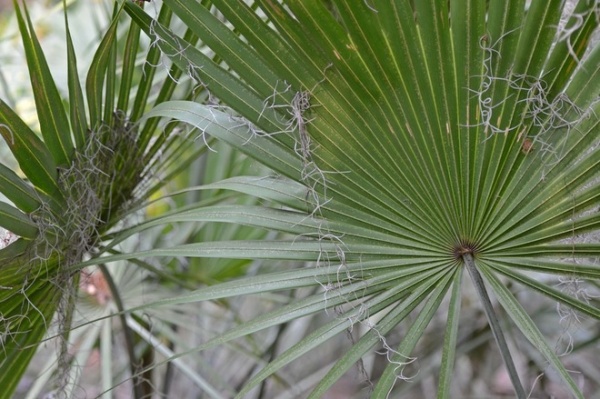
{"left": 14, "top": 1, "right": 73, "bottom": 166}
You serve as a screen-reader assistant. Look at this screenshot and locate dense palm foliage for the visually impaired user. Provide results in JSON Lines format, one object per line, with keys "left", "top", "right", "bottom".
{"left": 1, "top": 0, "right": 600, "bottom": 398}
{"left": 0, "top": 1, "right": 209, "bottom": 397}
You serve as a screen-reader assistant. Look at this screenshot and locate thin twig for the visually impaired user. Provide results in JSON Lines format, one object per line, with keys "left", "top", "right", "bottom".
{"left": 99, "top": 264, "right": 145, "bottom": 399}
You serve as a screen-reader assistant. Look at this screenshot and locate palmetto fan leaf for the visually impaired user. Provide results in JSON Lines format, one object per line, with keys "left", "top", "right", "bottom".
{"left": 0, "top": 1, "right": 214, "bottom": 396}
{"left": 118, "top": 0, "right": 600, "bottom": 397}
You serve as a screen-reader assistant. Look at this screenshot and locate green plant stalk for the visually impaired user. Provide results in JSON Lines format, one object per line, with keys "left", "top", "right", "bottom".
{"left": 99, "top": 264, "right": 144, "bottom": 399}
{"left": 463, "top": 253, "right": 526, "bottom": 399}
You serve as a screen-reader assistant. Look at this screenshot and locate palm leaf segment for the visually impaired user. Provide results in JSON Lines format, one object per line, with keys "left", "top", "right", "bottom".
{"left": 132, "top": 0, "right": 598, "bottom": 397}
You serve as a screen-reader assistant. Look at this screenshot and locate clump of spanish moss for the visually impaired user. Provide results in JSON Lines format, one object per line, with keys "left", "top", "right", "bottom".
{"left": 28, "top": 111, "right": 144, "bottom": 397}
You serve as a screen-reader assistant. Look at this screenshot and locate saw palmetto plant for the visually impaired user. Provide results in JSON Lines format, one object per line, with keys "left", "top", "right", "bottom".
{"left": 1, "top": 0, "right": 600, "bottom": 398}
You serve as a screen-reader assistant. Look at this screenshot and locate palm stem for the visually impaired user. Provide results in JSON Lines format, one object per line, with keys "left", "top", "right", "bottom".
{"left": 99, "top": 264, "right": 144, "bottom": 399}
{"left": 463, "top": 254, "right": 526, "bottom": 399}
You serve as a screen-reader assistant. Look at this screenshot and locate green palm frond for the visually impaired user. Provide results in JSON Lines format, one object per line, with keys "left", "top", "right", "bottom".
{"left": 1, "top": 0, "right": 599, "bottom": 398}
{"left": 112, "top": 0, "right": 600, "bottom": 397}
{"left": 0, "top": 0, "right": 214, "bottom": 396}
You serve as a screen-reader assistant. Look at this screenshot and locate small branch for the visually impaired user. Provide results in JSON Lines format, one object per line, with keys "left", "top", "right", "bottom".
{"left": 463, "top": 254, "right": 526, "bottom": 399}
{"left": 99, "top": 264, "right": 145, "bottom": 399}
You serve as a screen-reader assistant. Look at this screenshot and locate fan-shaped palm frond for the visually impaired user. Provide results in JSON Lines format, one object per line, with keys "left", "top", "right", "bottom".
{"left": 2, "top": 0, "right": 599, "bottom": 398}
{"left": 112, "top": 0, "right": 599, "bottom": 397}
{"left": 0, "top": 0, "right": 213, "bottom": 396}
